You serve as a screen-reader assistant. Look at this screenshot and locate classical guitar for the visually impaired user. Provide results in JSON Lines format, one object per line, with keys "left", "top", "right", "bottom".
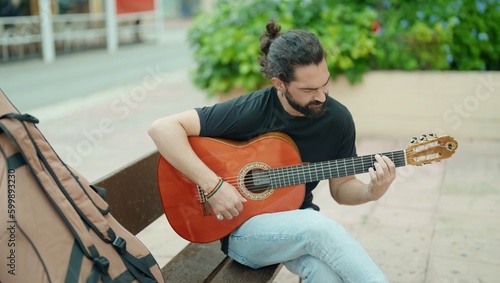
{"left": 157, "top": 132, "right": 458, "bottom": 243}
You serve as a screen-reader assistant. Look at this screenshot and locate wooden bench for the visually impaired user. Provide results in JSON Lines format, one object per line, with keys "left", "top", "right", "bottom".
{"left": 93, "top": 151, "right": 283, "bottom": 282}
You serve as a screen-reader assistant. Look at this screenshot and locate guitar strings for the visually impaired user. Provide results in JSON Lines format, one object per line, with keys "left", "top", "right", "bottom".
{"left": 213, "top": 145, "right": 446, "bottom": 192}
{"left": 220, "top": 155, "right": 409, "bottom": 184}
{"left": 218, "top": 154, "right": 410, "bottom": 187}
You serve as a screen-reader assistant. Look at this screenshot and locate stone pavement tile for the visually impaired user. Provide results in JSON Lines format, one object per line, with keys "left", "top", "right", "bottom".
{"left": 438, "top": 149, "right": 500, "bottom": 217}
{"left": 432, "top": 211, "right": 500, "bottom": 264}
{"left": 367, "top": 198, "right": 437, "bottom": 230}
{"left": 442, "top": 156, "right": 500, "bottom": 195}
{"left": 438, "top": 194, "right": 500, "bottom": 215}
{"left": 360, "top": 225, "right": 431, "bottom": 283}
{"left": 273, "top": 268, "right": 301, "bottom": 283}
{"left": 426, "top": 255, "right": 499, "bottom": 283}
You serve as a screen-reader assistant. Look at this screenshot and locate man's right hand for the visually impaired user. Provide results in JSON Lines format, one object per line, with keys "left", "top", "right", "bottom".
{"left": 207, "top": 182, "right": 247, "bottom": 220}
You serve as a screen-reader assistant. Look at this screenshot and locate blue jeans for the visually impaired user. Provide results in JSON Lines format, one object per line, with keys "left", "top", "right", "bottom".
{"left": 227, "top": 209, "right": 389, "bottom": 283}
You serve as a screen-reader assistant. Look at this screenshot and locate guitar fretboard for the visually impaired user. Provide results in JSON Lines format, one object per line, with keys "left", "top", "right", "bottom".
{"left": 267, "top": 150, "right": 407, "bottom": 189}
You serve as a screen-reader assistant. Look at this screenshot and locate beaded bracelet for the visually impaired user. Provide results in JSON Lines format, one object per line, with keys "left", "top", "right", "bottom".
{"left": 205, "top": 178, "right": 224, "bottom": 199}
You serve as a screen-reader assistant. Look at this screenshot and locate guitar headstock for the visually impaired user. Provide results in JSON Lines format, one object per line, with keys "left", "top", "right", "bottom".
{"left": 405, "top": 134, "right": 458, "bottom": 166}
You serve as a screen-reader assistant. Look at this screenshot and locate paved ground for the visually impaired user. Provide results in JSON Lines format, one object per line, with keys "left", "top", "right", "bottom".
{"left": 2, "top": 20, "right": 499, "bottom": 283}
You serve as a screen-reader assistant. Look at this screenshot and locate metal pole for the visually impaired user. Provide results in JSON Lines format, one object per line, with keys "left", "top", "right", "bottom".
{"left": 105, "top": 0, "right": 118, "bottom": 53}
{"left": 39, "top": 0, "right": 55, "bottom": 63}
{"left": 154, "top": 0, "right": 164, "bottom": 43}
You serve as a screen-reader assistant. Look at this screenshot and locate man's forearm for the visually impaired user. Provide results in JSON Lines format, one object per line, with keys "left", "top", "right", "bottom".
{"left": 331, "top": 178, "right": 374, "bottom": 205}
{"left": 148, "top": 117, "right": 219, "bottom": 192}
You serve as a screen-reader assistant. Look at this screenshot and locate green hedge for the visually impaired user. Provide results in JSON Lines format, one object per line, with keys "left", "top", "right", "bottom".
{"left": 187, "top": 0, "right": 500, "bottom": 96}
{"left": 371, "top": 0, "right": 500, "bottom": 71}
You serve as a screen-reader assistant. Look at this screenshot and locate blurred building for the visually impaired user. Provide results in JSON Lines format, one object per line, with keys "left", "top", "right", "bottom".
{"left": 1, "top": 0, "right": 202, "bottom": 18}
{"left": 0, "top": 0, "right": 203, "bottom": 63}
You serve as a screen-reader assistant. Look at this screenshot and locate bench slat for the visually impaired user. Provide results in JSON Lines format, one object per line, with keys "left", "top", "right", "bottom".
{"left": 209, "top": 259, "right": 282, "bottom": 283}
{"left": 162, "top": 242, "right": 282, "bottom": 283}
{"left": 162, "top": 242, "right": 226, "bottom": 282}
{"left": 94, "top": 151, "right": 163, "bottom": 235}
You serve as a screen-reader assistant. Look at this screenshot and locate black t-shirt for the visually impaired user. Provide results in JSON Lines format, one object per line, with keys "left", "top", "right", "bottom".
{"left": 195, "top": 86, "right": 357, "bottom": 210}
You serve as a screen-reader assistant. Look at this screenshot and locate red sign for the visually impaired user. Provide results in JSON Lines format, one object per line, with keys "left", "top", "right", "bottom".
{"left": 116, "top": 0, "right": 155, "bottom": 14}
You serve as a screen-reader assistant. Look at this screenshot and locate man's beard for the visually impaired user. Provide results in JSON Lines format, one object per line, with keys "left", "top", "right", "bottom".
{"left": 284, "top": 89, "right": 327, "bottom": 119}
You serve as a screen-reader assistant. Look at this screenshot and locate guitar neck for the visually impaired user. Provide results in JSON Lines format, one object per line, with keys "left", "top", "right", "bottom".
{"left": 268, "top": 150, "right": 407, "bottom": 189}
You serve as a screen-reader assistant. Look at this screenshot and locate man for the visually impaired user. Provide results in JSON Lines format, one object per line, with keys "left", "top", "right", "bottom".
{"left": 148, "top": 19, "right": 395, "bottom": 282}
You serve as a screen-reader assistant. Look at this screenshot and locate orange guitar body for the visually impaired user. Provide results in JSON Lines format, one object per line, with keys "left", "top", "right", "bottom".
{"left": 157, "top": 133, "right": 305, "bottom": 243}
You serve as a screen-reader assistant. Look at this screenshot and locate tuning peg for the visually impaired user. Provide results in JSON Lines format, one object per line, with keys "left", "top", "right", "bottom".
{"left": 410, "top": 137, "right": 418, "bottom": 144}
{"left": 419, "top": 134, "right": 427, "bottom": 141}
{"left": 428, "top": 133, "right": 436, "bottom": 138}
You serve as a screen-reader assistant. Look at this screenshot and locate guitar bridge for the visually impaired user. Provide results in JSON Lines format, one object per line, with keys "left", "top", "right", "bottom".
{"left": 197, "top": 186, "right": 212, "bottom": 216}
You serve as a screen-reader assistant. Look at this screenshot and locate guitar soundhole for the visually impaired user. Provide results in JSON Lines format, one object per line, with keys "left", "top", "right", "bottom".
{"left": 238, "top": 162, "right": 274, "bottom": 200}
{"left": 246, "top": 169, "right": 270, "bottom": 193}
